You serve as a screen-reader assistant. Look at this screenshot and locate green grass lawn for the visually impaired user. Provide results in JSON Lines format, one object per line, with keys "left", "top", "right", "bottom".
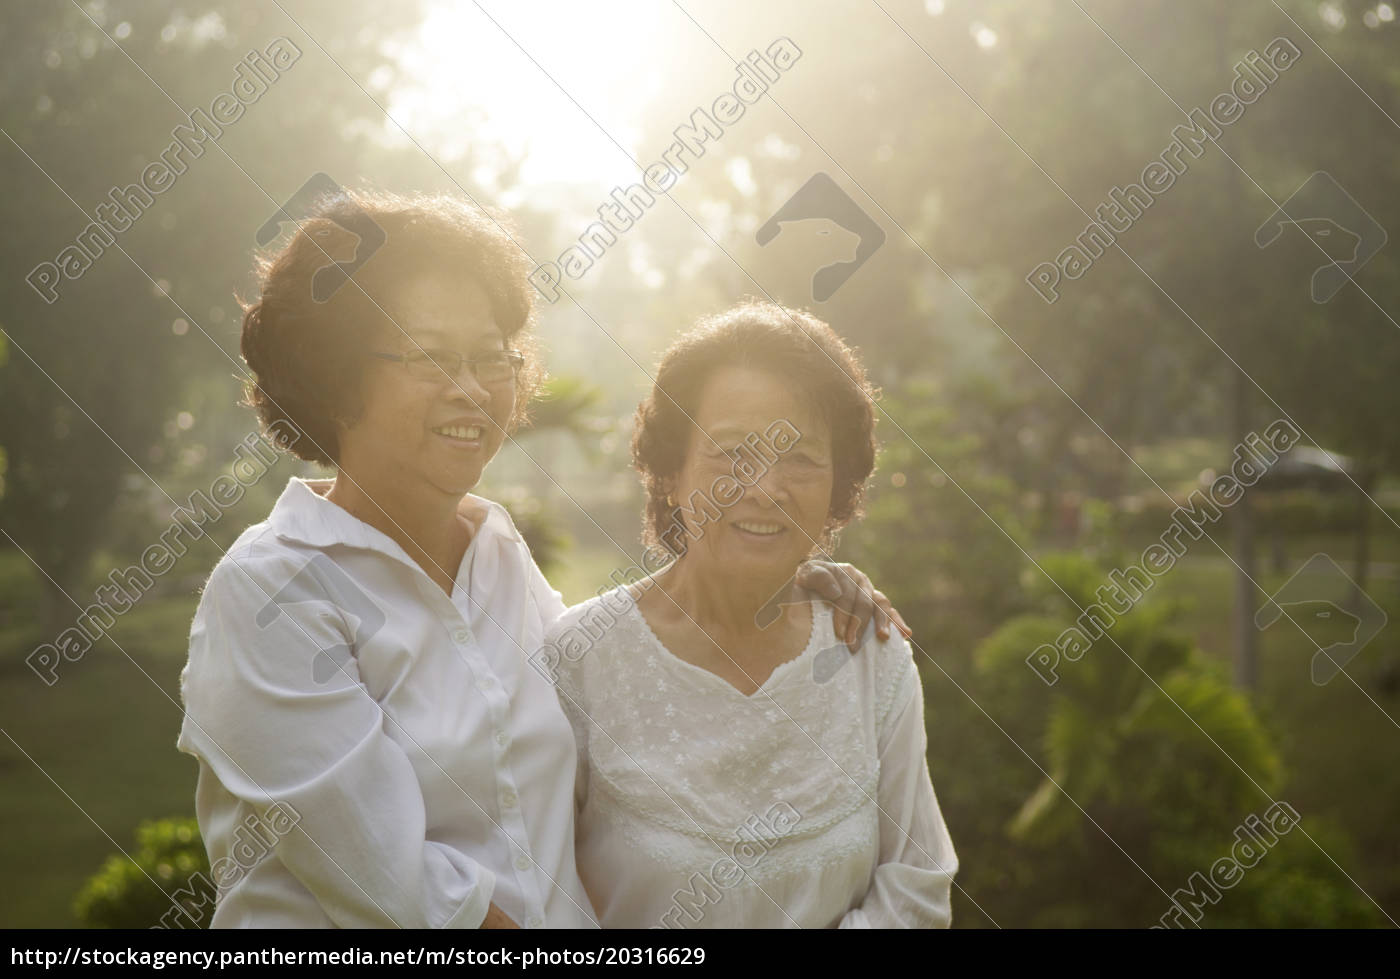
{"left": 0, "top": 584, "right": 200, "bottom": 928}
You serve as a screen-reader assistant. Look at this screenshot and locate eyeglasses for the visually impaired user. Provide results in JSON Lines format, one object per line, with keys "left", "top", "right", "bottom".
{"left": 369, "top": 348, "right": 525, "bottom": 384}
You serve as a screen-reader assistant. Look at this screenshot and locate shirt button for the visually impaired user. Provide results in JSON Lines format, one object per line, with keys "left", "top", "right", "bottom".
{"left": 502, "top": 789, "right": 518, "bottom": 808}
{"left": 495, "top": 731, "right": 509, "bottom": 748}
{"left": 515, "top": 854, "right": 531, "bottom": 871}
{"left": 526, "top": 914, "right": 544, "bottom": 928}
{"left": 453, "top": 628, "right": 471, "bottom": 643}
{"left": 476, "top": 675, "right": 495, "bottom": 691}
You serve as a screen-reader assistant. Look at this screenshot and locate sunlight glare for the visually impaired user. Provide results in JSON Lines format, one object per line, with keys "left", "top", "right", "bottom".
{"left": 384, "top": 1, "right": 668, "bottom": 191}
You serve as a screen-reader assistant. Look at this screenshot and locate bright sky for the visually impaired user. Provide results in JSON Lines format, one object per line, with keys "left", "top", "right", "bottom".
{"left": 384, "top": 0, "right": 671, "bottom": 192}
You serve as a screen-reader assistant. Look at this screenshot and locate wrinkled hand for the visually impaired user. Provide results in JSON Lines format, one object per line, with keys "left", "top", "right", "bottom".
{"left": 795, "top": 560, "right": 911, "bottom": 651}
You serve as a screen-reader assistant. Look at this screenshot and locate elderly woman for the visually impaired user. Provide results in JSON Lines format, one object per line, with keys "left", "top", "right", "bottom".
{"left": 177, "top": 190, "right": 902, "bottom": 929}
{"left": 547, "top": 303, "right": 957, "bottom": 928}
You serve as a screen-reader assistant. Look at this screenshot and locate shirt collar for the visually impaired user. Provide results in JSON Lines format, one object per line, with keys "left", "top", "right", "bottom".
{"left": 267, "top": 476, "right": 524, "bottom": 554}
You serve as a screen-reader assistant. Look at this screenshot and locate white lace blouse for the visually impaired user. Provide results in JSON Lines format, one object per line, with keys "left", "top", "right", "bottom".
{"left": 544, "top": 587, "right": 957, "bottom": 929}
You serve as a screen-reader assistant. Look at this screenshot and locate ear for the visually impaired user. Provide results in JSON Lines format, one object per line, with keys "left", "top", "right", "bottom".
{"left": 330, "top": 403, "right": 363, "bottom": 437}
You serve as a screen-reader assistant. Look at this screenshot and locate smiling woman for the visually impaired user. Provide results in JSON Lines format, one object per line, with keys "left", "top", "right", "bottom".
{"left": 549, "top": 302, "right": 957, "bottom": 928}
{"left": 631, "top": 302, "right": 878, "bottom": 561}
{"left": 176, "top": 187, "right": 908, "bottom": 930}
{"left": 178, "top": 189, "right": 599, "bottom": 929}
{"left": 238, "top": 191, "right": 543, "bottom": 468}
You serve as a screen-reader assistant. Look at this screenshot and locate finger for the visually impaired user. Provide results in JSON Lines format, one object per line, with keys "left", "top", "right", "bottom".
{"left": 795, "top": 562, "right": 839, "bottom": 602}
{"left": 893, "top": 608, "right": 913, "bottom": 638}
{"left": 874, "top": 606, "right": 891, "bottom": 641}
{"left": 873, "top": 591, "right": 895, "bottom": 640}
{"left": 832, "top": 608, "right": 854, "bottom": 646}
{"left": 836, "top": 562, "right": 870, "bottom": 595}
{"left": 851, "top": 589, "right": 875, "bottom": 647}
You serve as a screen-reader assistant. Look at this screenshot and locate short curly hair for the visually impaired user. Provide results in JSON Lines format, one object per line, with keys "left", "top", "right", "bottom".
{"left": 239, "top": 188, "right": 543, "bottom": 467}
{"left": 631, "top": 301, "right": 879, "bottom": 558}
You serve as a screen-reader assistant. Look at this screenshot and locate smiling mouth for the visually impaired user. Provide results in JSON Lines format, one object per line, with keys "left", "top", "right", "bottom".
{"left": 732, "top": 520, "right": 785, "bottom": 537}
{"left": 432, "top": 424, "right": 485, "bottom": 443}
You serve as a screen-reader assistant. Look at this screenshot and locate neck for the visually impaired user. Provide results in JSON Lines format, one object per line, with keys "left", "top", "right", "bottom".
{"left": 323, "top": 462, "right": 468, "bottom": 577}
{"left": 655, "top": 551, "right": 799, "bottom": 639}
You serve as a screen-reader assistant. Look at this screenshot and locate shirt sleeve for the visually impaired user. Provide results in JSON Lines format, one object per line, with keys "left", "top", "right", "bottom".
{"left": 524, "top": 549, "right": 568, "bottom": 629}
{"left": 541, "top": 610, "right": 591, "bottom": 816}
{"left": 179, "top": 551, "right": 496, "bottom": 929}
{"left": 839, "top": 647, "right": 958, "bottom": 929}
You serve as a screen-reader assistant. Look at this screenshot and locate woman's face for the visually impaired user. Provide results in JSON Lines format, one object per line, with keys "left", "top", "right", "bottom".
{"left": 667, "top": 365, "right": 835, "bottom": 580}
{"left": 337, "top": 274, "right": 515, "bottom": 497}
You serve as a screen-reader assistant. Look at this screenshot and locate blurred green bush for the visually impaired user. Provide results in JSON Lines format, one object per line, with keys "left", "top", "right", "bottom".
{"left": 74, "top": 817, "right": 210, "bottom": 929}
{"left": 963, "top": 552, "right": 1380, "bottom": 926}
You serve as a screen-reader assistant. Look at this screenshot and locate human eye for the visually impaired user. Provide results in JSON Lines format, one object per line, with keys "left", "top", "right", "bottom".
{"left": 400, "top": 348, "right": 459, "bottom": 376}
{"left": 424, "top": 348, "right": 462, "bottom": 370}
{"left": 786, "top": 451, "right": 828, "bottom": 471}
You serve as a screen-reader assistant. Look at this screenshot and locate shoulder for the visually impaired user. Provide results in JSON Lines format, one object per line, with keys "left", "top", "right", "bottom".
{"left": 855, "top": 626, "right": 921, "bottom": 730}
{"left": 813, "top": 601, "right": 916, "bottom": 687}
{"left": 194, "top": 520, "right": 331, "bottom": 619}
{"left": 199, "top": 522, "right": 287, "bottom": 597}
{"left": 538, "top": 587, "right": 644, "bottom": 683}
{"left": 183, "top": 528, "right": 336, "bottom": 692}
{"left": 463, "top": 493, "right": 526, "bottom": 546}
{"left": 865, "top": 627, "right": 917, "bottom": 677}
{"left": 544, "top": 586, "right": 640, "bottom": 644}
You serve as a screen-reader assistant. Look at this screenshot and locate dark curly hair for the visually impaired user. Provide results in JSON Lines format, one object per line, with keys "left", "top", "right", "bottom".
{"left": 631, "top": 301, "right": 879, "bottom": 559}
{"left": 239, "top": 188, "right": 543, "bottom": 467}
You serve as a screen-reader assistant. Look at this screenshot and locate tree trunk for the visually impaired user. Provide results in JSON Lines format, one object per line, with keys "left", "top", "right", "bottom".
{"left": 1351, "top": 470, "right": 1373, "bottom": 611}
{"left": 1216, "top": 8, "right": 1258, "bottom": 691}
{"left": 1232, "top": 370, "right": 1260, "bottom": 691}
{"left": 36, "top": 567, "right": 77, "bottom": 638}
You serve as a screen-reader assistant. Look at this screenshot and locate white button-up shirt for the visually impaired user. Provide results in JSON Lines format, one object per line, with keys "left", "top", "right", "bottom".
{"left": 176, "top": 477, "right": 598, "bottom": 928}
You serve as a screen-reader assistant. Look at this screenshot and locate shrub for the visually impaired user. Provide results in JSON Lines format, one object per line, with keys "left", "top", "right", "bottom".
{"left": 74, "top": 817, "right": 211, "bottom": 929}
{"left": 957, "top": 552, "right": 1384, "bottom": 927}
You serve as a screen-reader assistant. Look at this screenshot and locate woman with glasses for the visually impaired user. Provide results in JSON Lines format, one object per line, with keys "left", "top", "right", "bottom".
{"left": 176, "top": 189, "right": 904, "bottom": 928}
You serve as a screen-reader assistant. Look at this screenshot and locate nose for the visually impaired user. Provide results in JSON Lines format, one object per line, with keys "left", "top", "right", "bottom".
{"left": 442, "top": 363, "right": 494, "bottom": 412}
{"left": 750, "top": 459, "right": 792, "bottom": 507}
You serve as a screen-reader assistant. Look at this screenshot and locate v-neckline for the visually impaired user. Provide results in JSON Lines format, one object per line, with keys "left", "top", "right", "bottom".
{"left": 626, "top": 595, "right": 827, "bottom": 700}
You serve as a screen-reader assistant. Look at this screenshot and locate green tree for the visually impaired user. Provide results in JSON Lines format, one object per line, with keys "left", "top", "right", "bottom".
{"left": 962, "top": 552, "right": 1380, "bottom": 926}
{"left": 0, "top": 0, "right": 472, "bottom": 631}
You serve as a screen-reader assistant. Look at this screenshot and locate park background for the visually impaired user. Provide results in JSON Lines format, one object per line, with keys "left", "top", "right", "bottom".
{"left": 2, "top": 0, "right": 1398, "bottom": 928}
